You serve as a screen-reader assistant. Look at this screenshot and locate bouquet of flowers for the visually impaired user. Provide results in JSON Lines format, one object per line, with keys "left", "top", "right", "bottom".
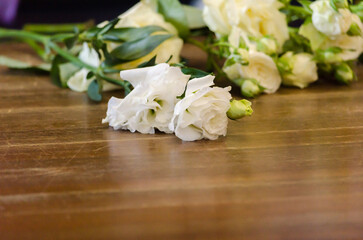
{"left": 0, "top": 0, "right": 362, "bottom": 141}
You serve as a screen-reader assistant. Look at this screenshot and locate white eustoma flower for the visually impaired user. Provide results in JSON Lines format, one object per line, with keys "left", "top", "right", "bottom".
{"left": 112, "top": 1, "right": 183, "bottom": 68}
{"left": 280, "top": 52, "right": 318, "bottom": 89}
{"left": 203, "top": 0, "right": 289, "bottom": 50}
{"left": 67, "top": 43, "right": 119, "bottom": 92}
{"left": 224, "top": 50, "right": 282, "bottom": 94}
{"left": 299, "top": 14, "right": 363, "bottom": 61}
{"left": 169, "top": 75, "right": 232, "bottom": 141}
{"left": 310, "top": 0, "right": 352, "bottom": 38}
{"left": 102, "top": 63, "right": 189, "bottom": 134}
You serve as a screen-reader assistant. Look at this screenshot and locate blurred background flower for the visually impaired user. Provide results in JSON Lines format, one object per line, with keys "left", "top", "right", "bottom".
{"left": 0, "top": 0, "right": 19, "bottom": 26}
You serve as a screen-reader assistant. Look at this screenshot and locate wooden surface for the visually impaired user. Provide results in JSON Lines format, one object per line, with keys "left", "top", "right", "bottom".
{"left": 1, "top": 43, "right": 363, "bottom": 240}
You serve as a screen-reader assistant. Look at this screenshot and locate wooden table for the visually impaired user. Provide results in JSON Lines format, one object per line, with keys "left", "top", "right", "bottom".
{"left": 1, "top": 43, "right": 363, "bottom": 240}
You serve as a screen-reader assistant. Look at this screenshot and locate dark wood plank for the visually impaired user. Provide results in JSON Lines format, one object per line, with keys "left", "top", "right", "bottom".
{"left": 0, "top": 43, "right": 363, "bottom": 240}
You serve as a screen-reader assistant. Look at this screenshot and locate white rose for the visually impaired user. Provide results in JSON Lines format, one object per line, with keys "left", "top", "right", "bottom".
{"left": 102, "top": 63, "right": 189, "bottom": 134}
{"left": 203, "top": 0, "right": 289, "bottom": 49}
{"left": 280, "top": 52, "right": 318, "bottom": 89}
{"left": 67, "top": 43, "right": 118, "bottom": 92}
{"left": 299, "top": 14, "right": 363, "bottom": 61}
{"left": 113, "top": 2, "right": 183, "bottom": 69}
{"left": 224, "top": 50, "right": 282, "bottom": 94}
{"left": 310, "top": 0, "right": 352, "bottom": 38}
{"left": 169, "top": 75, "right": 232, "bottom": 141}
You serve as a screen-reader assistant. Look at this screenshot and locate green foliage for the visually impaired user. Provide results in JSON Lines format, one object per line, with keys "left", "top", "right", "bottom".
{"left": 108, "top": 34, "right": 173, "bottom": 64}
{"left": 50, "top": 55, "right": 68, "bottom": 88}
{"left": 283, "top": 28, "right": 312, "bottom": 53}
{"left": 137, "top": 56, "right": 157, "bottom": 68}
{"left": 87, "top": 79, "right": 103, "bottom": 102}
{"left": 102, "top": 26, "right": 166, "bottom": 42}
{"left": 157, "top": 0, "right": 190, "bottom": 38}
{"left": 180, "top": 67, "right": 211, "bottom": 79}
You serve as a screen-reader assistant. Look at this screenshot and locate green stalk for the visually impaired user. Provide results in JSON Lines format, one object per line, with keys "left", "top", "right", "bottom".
{"left": 23, "top": 21, "right": 94, "bottom": 34}
{"left": 0, "top": 27, "right": 129, "bottom": 91}
{"left": 0, "top": 28, "right": 48, "bottom": 43}
{"left": 186, "top": 37, "right": 226, "bottom": 79}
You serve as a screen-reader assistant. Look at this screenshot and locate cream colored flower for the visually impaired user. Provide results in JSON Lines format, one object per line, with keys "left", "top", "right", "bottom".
{"left": 67, "top": 43, "right": 118, "bottom": 92}
{"left": 203, "top": 0, "right": 289, "bottom": 49}
{"left": 299, "top": 14, "right": 363, "bottom": 61}
{"left": 310, "top": 0, "right": 352, "bottom": 38}
{"left": 102, "top": 63, "right": 189, "bottom": 134}
{"left": 169, "top": 75, "right": 232, "bottom": 141}
{"left": 224, "top": 50, "right": 282, "bottom": 94}
{"left": 280, "top": 52, "right": 318, "bottom": 89}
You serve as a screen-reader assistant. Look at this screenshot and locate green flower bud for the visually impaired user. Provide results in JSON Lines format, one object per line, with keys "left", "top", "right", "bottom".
{"left": 227, "top": 99, "right": 253, "bottom": 120}
{"left": 334, "top": 63, "right": 354, "bottom": 84}
{"left": 241, "top": 79, "right": 262, "bottom": 98}
{"left": 277, "top": 54, "right": 293, "bottom": 74}
{"left": 316, "top": 47, "right": 342, "bottom": 64}
{"left": 257, "top": 37, "right": 278, "bottom": 56}
{"left": 347, "top": 22, "right": 362, "bottom": 36}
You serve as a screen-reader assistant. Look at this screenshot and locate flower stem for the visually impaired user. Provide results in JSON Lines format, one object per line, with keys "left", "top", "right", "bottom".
{"left": 0, "top": 27, "right": 48, "bottom": 43}
{"left": 0, "top": 28, "right": 130, "bottom": 91}
{"left": 186, "top": 37, "right": 226, "bottom": 79}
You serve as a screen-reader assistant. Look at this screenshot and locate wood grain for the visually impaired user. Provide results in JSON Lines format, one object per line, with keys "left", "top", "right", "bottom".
{"left": 0, "top": 43, "right": 363, "bottom": 240}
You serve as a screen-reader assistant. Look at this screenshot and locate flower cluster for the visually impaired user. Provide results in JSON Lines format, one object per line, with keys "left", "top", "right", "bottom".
{"left": 0, "top": 0, "right": 362, "bottom": 141}
{"left": 102, "top": 64, "right": 251, "bottom": 141}
{"left": 203, "top": 0, "right": 362, "bottom": 97}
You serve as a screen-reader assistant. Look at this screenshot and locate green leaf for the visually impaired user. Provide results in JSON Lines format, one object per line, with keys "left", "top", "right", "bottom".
{"left": 0, "top": 56, "right": 51, "bottom": 72}
{"left": 110, "top": 34, "right": 173, "bottom": 63}
{"left": 157, "top": 0, "right": 190, "bottom": 38}
{"left": 137, "top": 55, "right": 157, "bottom": 68}
{"left": 180, "top": 67, "right": 211, "bottom": 79}
{"left": 283, "top": 27, "right": 312, "bottom": 53}
{"left": 102, "top": 26, "right": 166, "bottom": 42}
{"left": 51, "top": 55, "right": 68, "bottom": 88}
{"left": 87, "top": 79, "right": 102, "bottom": 102}
{"left": 82, "top": 27, "right": 101, "bottom": 39}
{"left": 98, "top": 18, "right": 120, "bottom": 36}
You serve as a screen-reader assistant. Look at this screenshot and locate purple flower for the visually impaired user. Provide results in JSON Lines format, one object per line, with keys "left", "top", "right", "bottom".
{"left": 0, "top": 0, "right": 20, "bottom": 25}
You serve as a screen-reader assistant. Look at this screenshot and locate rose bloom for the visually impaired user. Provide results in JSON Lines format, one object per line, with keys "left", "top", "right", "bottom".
{"left": 103, "top": 63, "right": 189, "bottom": 134}
{"left": 203, "top": 0, "right": 289, "bottom": 50}
{"left": 299, "top": 13, "right": 363, "bottom": 61}
{"left": 280, "top": 52, "right": 319, "bottom": 89}
{"left": 310, "top": 0, "right": 353, "bottom": 38}
{"left": 169, "top": 75, "right": 232, "bottom": 141}
{"left": 224, "top": 51, "right": 282, "bottom": 94}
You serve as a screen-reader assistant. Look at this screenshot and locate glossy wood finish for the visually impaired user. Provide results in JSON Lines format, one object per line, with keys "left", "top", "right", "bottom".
{"left": 1, "top": 43, "right": 363, "bottom": 240}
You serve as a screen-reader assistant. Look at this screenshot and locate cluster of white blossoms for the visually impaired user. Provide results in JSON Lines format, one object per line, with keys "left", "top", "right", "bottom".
{"left": 3, "top": 0, "right": 361, "bottom": 141}
{"left": 203, "top": 0, "right": 363, "bottom": 95}
{"left": 102, "top": 64, "right": 235, "bottom": 141}
{"left": 300, "top": 0, "right": 363, "bottom": 60}
{"left": 203, "top": 0, "right": 289, "bottom": 95}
